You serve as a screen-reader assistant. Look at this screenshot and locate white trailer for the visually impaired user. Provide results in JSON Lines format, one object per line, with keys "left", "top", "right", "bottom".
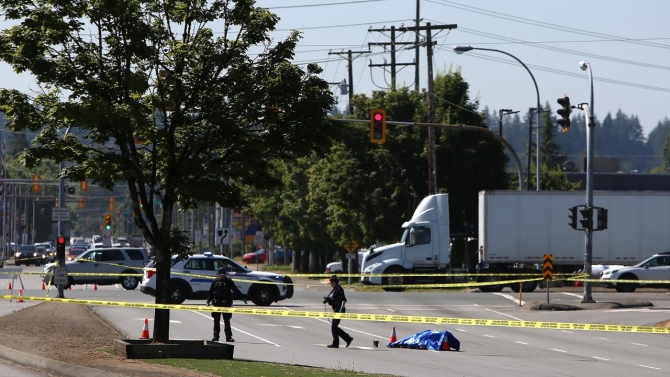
{"left": 477, "top": 190, "right": 670, "bottom": 292}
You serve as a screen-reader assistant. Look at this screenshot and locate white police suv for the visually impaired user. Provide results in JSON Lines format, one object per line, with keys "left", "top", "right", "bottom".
{"left": 139, "top": 252, "right": 294, "bottom": 306}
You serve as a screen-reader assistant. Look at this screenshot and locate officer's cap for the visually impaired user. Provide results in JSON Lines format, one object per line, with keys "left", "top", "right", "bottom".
{"left": 217, "top": 267, "right": 227, "bottom": 275}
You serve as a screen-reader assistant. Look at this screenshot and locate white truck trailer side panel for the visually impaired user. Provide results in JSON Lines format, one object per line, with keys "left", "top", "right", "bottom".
{"left": 479, "top": 191, "right": 670, "bottom": 265}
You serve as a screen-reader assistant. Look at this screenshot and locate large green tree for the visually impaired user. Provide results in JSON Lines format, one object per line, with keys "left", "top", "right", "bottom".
{"left": 0, "top": 0, "right": 335, "bottom": 342}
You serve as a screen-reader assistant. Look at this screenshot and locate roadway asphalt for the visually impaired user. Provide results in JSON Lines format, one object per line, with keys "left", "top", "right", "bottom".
{"left": 0, "top": 265, "right": 666, "bottom": 377}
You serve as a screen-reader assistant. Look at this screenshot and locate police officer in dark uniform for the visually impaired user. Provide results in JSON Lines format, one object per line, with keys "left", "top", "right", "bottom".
{"left": 324, "top": 275, "right": 353, "bottom": 348}
{"left": 206, "top": 267, "right": 247, "bottom": 342}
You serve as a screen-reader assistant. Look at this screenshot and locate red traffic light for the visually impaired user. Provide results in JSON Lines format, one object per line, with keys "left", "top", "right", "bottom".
{"left": 369, "top": 109, "right": 386, "bottom": 144}
{"left": 57, "top": 237, "right": 65, "bottom": 245}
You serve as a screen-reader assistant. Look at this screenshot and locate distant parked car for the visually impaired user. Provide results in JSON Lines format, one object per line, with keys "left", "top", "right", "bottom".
{"left": 242, "top": 249, "right": 267, "bottom": 264}
{"left": 274, "top": 247, "right": 293, "bottom": 264}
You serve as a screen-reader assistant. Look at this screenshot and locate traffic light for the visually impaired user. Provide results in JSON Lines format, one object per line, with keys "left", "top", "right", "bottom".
{"left": 579, "top": 207, "right": 593, "bottom": 231}
{"left": 79, "top": 180, "right": 88, "bottom": 192}
{"left": 56, "top": 236, "right": 66, "bottom": 260}
{"left": 78, "top": 197, "right": 84, "bottom": 209}
{"left": 108, "top": 197, "right": 115, "bottom": 211}
{"left": 568, "top": 206, "right": 578, "bottom": 229}
{"left": 370, "top": 109, "right": 386, "bottom": 144}
{"left": 597, "top": 207, "right": 608, "bottom": 231}
{"left": 557, "top": 95, "right": 572, "bottom": 132}
{"left": 104, "top": 214, "right": 113, "bottom": 230}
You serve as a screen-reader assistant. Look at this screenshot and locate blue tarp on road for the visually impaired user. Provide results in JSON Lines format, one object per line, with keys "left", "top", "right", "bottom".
{"left": 387, "top": 330, "right": 460, "bottom": 351}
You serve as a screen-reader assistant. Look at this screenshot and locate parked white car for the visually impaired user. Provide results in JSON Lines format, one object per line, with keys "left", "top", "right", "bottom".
{"left": 139, "top": 252, "right": 294, "bottom": 306}
{"left": 600, "top": 252, "right": 670, "bottom": 292}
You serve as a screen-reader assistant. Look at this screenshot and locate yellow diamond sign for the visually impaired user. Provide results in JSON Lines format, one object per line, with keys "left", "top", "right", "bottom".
{"left": 344, "top": 240, "right": 359, "bottom": 254}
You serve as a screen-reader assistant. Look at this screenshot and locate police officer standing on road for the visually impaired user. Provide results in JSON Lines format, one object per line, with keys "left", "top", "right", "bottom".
{"left": 207, "top": 267, "right": 247, "bottom": 342}
{"left": 324, "top": 275, "right": 353, "bottom": 348}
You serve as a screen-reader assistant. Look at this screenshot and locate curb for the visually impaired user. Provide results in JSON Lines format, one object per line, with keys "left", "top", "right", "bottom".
{"left": 0, "top": 343, "right": 128, "bottom": 377}
{"left": 527, "top": 300, "right": 654, "bottom": 311}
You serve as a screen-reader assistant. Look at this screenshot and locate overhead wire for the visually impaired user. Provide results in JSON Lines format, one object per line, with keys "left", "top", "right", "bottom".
{"left": 427, "top": 0, "right": 670, "bottom": 49}
{"left": 436, "top": 47, "right": 670, "bottom": 93}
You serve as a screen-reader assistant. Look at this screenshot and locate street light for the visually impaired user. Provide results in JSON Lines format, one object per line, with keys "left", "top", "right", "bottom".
{"left": 498, "top": 109, "right": 519, "bottom": 138}
{"left": 579, "top": 60, "right": 596, "bottom": 303}
{"left": 453, "top": 45, "right": 542, "bottom": 191}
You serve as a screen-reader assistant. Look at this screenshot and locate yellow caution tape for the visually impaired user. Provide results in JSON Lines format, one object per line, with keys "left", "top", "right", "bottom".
{"left": 1, "top": 294, "right": 667, "bottom": 334}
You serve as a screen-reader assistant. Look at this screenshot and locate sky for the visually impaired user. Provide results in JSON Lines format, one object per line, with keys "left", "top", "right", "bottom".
{"left": 1, "top": 0, "right": 669, "bottom": 137}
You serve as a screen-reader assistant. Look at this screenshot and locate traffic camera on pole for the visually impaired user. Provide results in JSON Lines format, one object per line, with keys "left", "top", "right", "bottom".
{"left": 557, "top": 95, "right": 572, "bottom": 132}
{"left": 370, "top": 109, "right": 386, "bottom": 144}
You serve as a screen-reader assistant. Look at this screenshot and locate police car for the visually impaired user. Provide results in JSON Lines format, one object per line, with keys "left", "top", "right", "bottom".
{"left": 139, "top": 252, "right": 294, "bottom": 306}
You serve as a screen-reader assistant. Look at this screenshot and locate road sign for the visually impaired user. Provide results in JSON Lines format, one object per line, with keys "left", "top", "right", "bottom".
{"left": 543, "top": 254, "right": 553, "bottom": 281}
{"left": 344, "top": 240, "right": 359, "bottom": 254}
{"left": 215, "top": 228, "right": 230, "bottom": 245}
{"left": 52, "top": 208, "right": 70, "bottom": 222}
{"left": 54, "top": 267, "right": 68, "bottom": 285}
{"left": 102, "top": 231, "right": 112, "bottom": 247}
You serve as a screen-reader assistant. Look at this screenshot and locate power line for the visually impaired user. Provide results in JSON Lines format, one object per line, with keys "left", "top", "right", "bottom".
{"left": 438, "top": 47, "right": 670, "bottom": 93}
{"left": 427, "top": 0, "right": 670, "bottom": 49}
{"left": 267, "top": 0, "right": 389, "bottom": 9}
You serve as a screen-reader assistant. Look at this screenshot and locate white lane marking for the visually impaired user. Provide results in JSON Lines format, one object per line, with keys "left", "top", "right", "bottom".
{"left": 455, "top": 329, "right": 467, "bottom": 332}
{"left": 599, "top": 337, "right": 608, "bottom": 340}
{"left": 285, "top": 308, "right": 389, "bottom": 340}
{"left": 550, "top": 348, "right": 567, "bottom": 353}
{"left": 258, "top": 324, "right": 305, "bottom": 329}
{"left": 473, "top": 304, "right": 479, "bottom": 306}
{"left": 386, "top": 308, "right": 396, "bottom": 313}
{"left": 639, "top": 365, "right": 661, "bottom": 370}
{"left": 561, "top": 330, "right": 573, "bottom": 334}
{"left": 484, "top": 335, "right": 495, "bottom": 338}
{"left": 492, "top": 292, "right": 525, "bottom": 307}
{"left": 631, "top": 343, "right": 647, "bottom": 347}
{"left": 134, "top": 318, "right": 181, "bottom": 324}
{"left": 592, "top": 356, "right": 610, "bottom": 361}
{"left": 515, "top": 341, "right": 529, "bottom": 345}
{"left": 560, "top": 292, "right": 583, "bottom": 299}
{"left": 485, "top": 308, "right": 523, "bottom": 321}
{"left": 191, "top": 311, "right": 281, "bottom": 347}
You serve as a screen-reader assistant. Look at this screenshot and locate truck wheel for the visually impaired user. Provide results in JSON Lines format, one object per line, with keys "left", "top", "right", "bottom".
{"left": 615, "top": 274, "right": 637, "bottom": 293}
{"left": 510, "top": 280, "right": 539, "bottom": 293}
{"left": 382, "top": 267, "right": 408, "bottom": 292}
{"left": 478, "top": 270, "right": 504, "bottom": 292}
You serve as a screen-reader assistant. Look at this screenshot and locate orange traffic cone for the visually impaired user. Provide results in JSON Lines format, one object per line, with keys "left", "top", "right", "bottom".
{"left": 575, "top": 280, "right": 583, "bottom": 287}
{"left": 389, "top": 327, "right": 397, "bottom": 343}
{"left": 440, "top": 337, "right": 450, "bottom": 351}
{"left": 17, "top": 289, "right": 24, "bottom": 303}
{"left": 8, "top": 282, "right": 12, "bottom": 290}
{"left": 41, "top": 282, "right": 45, "bottom": 290}
{"left": 94, "top": 284, "right": 98, "bottom": 291}
{"left": 140, "top": 319, "right": 150, "bottom": 339}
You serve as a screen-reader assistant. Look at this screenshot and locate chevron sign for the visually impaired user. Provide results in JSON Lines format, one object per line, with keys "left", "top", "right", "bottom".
{"left": 543, "top": 254, "right": 554, "bottom": 281}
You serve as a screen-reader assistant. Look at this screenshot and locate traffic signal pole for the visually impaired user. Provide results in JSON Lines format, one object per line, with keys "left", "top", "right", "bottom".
{"left": 580, "top": 61, "right": 595, "bottom": 303}
{"left": 55, "top": 127, "right": 72, "bottom": 298}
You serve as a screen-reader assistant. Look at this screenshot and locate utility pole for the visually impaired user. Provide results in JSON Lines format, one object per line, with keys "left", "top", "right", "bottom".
{"left": 368, "top": 26, "right": 416, "bottom": 90}
{"left": 527, "top": 108, "right": 534, "bottom": 191}
{"left": 405, "top": 22, "right": 457, "bottom": 195}
{"left": 415, "top": 0, "right": 421, "bottom": 92}
{"left": 366, "top": 21, "right": 457, "bottom": 194}
{"left": 328, "top": 49, "right": 370, "bottom": 115}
